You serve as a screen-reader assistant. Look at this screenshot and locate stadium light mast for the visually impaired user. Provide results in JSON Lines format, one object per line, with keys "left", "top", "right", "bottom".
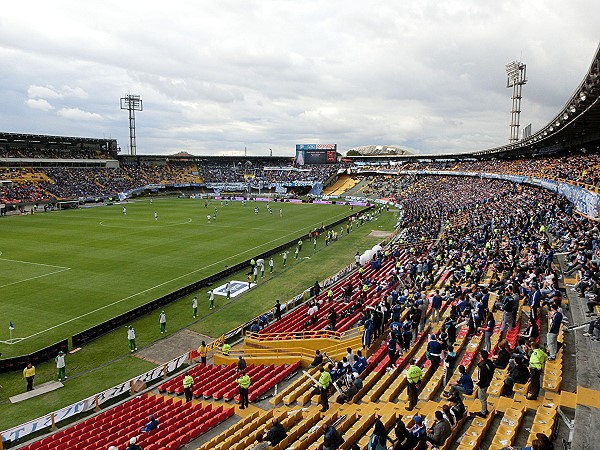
{"left": 506, "top": 60, "right": 527, "bottom": 143}
{"left": 120, "top": 94, "right": 143, "bottom": 155}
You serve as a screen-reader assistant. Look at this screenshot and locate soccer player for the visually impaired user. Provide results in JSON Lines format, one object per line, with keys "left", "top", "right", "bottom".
{"left": 269, "top": 257, "right": 274, "bottom": 273}
{"left": 207, "top": 214, "right": 211, "bottom": 223}
{"left": 256, "top": 258, "right": 265, "bottom": 278}
{"left": 208, "top": 290, "right": 215, "bottom": 309}
{"left": 154, "top": 211, "right": 158, "bottom": 221}
{"left": 192, "top": 296, "right": 198, "bottom": 317}
{"left": 122, "top": 207, "right": 127, "bottom": 215}
{"left": 279, "top": 208, "right": 282, "bottom": 217}
{"left": 282, "top": 251, "right": 288, "bottom": 266}
{"left": 225, "top": 281, "right": 231, "bottom": 299}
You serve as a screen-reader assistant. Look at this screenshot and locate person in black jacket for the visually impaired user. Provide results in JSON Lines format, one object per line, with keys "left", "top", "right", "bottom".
{"left": 266, "top": 418, "right": 287, "bottom": 446}
{"left": 492, "top": 340, "right": 511, "bottom": 369}
{"left": 475, "top": 350, "right": 495, "bottom": 418}
{"left": 501, "top": 356, "right": 530, "bottom": 397}
{"left": 393, "top": 420, "right": 418, "bottom": 450}
{"left": 309, "top": 350, "right": 323, "bottom": 368}
{"left": 322, "top": 423, "right": 344, "bottom": 450}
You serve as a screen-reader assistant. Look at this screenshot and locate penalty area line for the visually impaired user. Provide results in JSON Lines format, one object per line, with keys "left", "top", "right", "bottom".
{"left": 0, "top": 257, "right": 70, "bottom": 270}
{"left": 0, "top": 267, "right": 71, "bottom": 289}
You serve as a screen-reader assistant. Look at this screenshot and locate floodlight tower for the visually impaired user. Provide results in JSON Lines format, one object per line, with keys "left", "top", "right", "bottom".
{"left": 120, "top": 94, "right": 143, "bottom": 155}
{"left": 506, "top": 61, "right": 527, "bottom": 143}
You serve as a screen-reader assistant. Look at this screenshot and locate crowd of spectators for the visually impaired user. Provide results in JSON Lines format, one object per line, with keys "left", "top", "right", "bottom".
{"left": 241, "top": 173, "right": 579, "bottom": 449}
{"left": 0, "top": 147, "right": 111, "bottom": 159}
{"left": 2, "top": 152, "right": 600, "bottom": 203}
{"left": 198, "top": 161, "right": 340, "bottom": 184}
{"left": 363, "top": 152, "right": 600, "bottom": 190}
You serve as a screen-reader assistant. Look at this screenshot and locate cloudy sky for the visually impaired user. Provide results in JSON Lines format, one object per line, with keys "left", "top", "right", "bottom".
{"left": 0, "top": 1, "right": 598, "bottom": 157}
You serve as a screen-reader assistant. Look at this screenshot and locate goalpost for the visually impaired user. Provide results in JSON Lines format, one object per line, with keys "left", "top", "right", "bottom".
{"left": 57, "top": 200, "right": 80, "bottom": 210}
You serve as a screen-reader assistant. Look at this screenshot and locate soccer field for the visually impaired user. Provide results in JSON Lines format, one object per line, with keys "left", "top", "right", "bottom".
{"left": 0, "top": 198, "right": 357, "bottom": 356}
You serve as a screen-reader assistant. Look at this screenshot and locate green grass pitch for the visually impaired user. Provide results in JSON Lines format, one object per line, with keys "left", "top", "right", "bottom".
{"left": 0, "top": 198, "right": 356, "bottom": 357}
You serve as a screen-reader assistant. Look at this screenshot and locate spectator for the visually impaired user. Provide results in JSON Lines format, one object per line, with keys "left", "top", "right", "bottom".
{"left": 444, "top": 364, "right": 473, "bottom": 398}
{"left": 353, "top": 350, "right": 368, "bottom": 374}
{"left": 250, "top": 432, "right": 269, "bottom": 450}
{"left": 309, "top": 350, "right": 323, "bottom": 368}
{"left": 368, "top": 418, "right": 392, "bottom": 450}
{"left": 520, "top": 316, "right": 539, "bottom": 341}
{"left": 140, "top": 414, "right": 159, "bottom": 433}
{"left": 237, "top": 355, "right": 247, "bottom": 372}
{"left": 475, "top": 350, "right": 495, "bottom": 418}
{"left": 501, "top": 356, "right": 530, "bottom": 397}
{"left": 266, "top": 418, "right": 287, "bottom": 446}
{"left": 583, "top": 317, "right": 600, "bottom": 340}
{"left": 547, "top": 304, "right": 563, "bottom": 360}
{"left": 426, "top": 410, "right": 451, "bottom": 446}
{"left": 393, "top": 420, "right": 418, "bottom": 450}
{"left": 492, "top": 340, "right": 511, "bottom": 369}
{"left": 322, "top": 423, "right": 344, "bottom": 450}
{"left": 337, "top": 374, "right": 362, "bottom": 404}
{"left": 408, "top": 415, "right": 426, "bottom": 441}
{"left": 125, "top": 437, "right": 142, "bottom": 450}
{"left": 447, "top": 395, "right": 466, "bottom": 422}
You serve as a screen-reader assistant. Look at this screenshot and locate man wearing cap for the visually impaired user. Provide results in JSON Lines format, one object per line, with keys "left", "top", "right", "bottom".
{"left": 405, "top": 360, "right": 423, "bottom": 411}
{"left": 236, "top": 370, "right": 251, "bottom": 409}
{"left": 141, "top": 414, "right": 159, "bottom": 433}
{"left": 56, "top": 351, "right": 67, "bottom": 381}
{"left": 125, "top": 436, "right": 142, "bottom": 450}
{"left": 159, "top": 310, "right": 167, "bottom": 334}
{"left": 183, "top": 371, "right": 194, "bottom": 402}
{"left": 408, "top": 415, "right": 426, "bottom": 440}
{"left": 127, "top": 325, "right": 137, "bottom": 352}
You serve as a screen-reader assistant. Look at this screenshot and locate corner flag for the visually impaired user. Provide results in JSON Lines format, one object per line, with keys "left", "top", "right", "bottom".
{"left": 9, "top": 322, "right": 14, "bottom": 330}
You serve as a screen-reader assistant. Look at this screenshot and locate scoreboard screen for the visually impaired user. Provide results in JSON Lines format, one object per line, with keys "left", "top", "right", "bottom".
{"left": 295, "top": 144, "right": 337, "bottom": 165}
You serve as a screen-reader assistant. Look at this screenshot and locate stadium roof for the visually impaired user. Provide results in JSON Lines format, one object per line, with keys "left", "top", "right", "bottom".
{"left": 0, "top": 131, "right": 118, "bottom": 151}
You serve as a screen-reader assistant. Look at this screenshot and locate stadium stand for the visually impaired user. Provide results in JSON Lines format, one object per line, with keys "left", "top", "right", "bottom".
{"left": 4, "top": 43, "right": 600, "bottom": 448}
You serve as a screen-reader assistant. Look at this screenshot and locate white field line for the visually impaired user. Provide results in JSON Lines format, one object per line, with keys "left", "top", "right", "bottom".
{"left": 11, "top": 209, "right": 352, "bottom": 343}
{"left": 98, "top": 217, "right": 193, "bottom": 228}
{"left": 0, "top": 257, "right": 70, "bottom": 270}
{"left": 0, "top": 267, "right": 71, "bottom": 289}
{"left": 0, "top": 337, "right": 24, "bottom": 344}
